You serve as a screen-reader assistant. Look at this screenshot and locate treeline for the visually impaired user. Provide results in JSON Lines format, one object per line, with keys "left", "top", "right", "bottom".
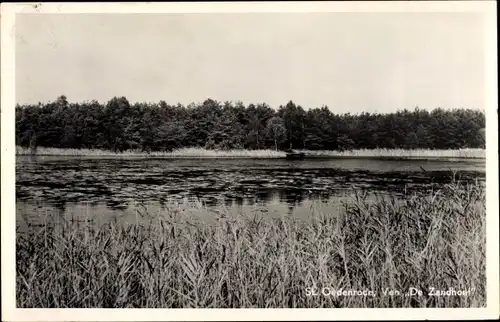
{"left": 15, "top": 95, "right": 486, "bottom": 152}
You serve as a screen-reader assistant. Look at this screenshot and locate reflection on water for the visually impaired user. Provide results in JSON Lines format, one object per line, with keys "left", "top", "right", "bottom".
{"left": 16, "top": 156, "right": 485, "bottom": 227}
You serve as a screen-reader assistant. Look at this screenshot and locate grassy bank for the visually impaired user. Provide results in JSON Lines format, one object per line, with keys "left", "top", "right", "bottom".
{"left": 15, "top": 146, "right": 286, "bottom": 158}
{"left": 17, "top": 182, "right": 485, "bottom": 308}
{"left": 16, "top": 146, "right": 485, "bottom": 159}
{"left": 296, "top": 148, "right": 485, "bottom": 159}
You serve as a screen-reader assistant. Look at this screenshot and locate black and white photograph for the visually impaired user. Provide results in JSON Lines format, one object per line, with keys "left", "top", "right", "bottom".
{"left": 1, "top": 1, "right": 498, "bottom": 320}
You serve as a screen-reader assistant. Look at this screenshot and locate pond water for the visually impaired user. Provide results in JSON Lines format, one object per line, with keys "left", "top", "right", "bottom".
{"left": 16, "top": 156, "right": 485, "bottom": 228}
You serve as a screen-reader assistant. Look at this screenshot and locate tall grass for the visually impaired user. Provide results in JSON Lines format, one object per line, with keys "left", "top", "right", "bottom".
{"left": 16, "top": 145, "right": 485, "bottom": 159}
{"left": 297, "top": 148, "right": 485, "bottom": 159}
{"left": 15, "top": 146, "right": 286, "bottom": 158}
{"left": 163, "top": 147, "right": 285, "bottom": 158}
{"left": 16, "top": 182, "right": 485, "bottom": 308}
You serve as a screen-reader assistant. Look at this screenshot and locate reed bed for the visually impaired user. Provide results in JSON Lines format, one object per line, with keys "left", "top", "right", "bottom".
{"left": 15, "top": 146, "right": 286, "bottom": 158}
{"left": 163, "top": 147, "right": 285, "bottom": 158}
{"left": 297, "top": 148, "right": 486, "bottom": 159}
{"left": 16, "top": 182, "right": 485, "bottom": 308}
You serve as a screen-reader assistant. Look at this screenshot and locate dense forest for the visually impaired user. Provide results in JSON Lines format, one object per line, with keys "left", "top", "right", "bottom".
{"left": 15, "top": 95, "right": 486, "bottom": 152}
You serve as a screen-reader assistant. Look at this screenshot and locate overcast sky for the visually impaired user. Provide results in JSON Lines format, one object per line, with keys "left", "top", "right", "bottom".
{"left": 16, "top": 12, "right": 485, "bottom": 113}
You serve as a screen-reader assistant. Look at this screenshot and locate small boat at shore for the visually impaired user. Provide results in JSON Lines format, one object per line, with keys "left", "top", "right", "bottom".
{"left": 285, "top": 150, "right": 306, "bottom": 160}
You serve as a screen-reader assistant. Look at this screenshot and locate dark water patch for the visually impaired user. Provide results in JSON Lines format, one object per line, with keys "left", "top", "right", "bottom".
{"left": 239, "top": 179, "right": 271, "bottom": 185}
{"left": 106, "top": 200, "right": 129, "bottom": 210}
{"left": 128, "top": 177, "right": 165, "bottom": 185}
{"left": 191, "top": 185, "right": 224, "bottom": 193}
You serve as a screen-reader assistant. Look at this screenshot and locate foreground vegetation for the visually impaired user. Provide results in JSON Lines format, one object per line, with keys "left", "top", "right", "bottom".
{"left": 16, "top": 145, "right": 485, "bottom": 159}
{"left": 17, "top": 181, "right": 485, "bottom": 308}
{"left": 16, "top": 96, "right": 485, "bottom": 153}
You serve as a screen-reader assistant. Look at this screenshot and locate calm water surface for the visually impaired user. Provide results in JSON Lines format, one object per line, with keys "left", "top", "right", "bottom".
{"left": 16, "top": 156, "right": 485, "bottom": 227}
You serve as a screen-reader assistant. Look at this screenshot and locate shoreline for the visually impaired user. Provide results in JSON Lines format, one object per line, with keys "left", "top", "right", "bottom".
{"left": 16, "top": 155, "right": 486, "bottom": 162}
{"left": 15, "top": 146, "right": 486, "bottom": 160}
